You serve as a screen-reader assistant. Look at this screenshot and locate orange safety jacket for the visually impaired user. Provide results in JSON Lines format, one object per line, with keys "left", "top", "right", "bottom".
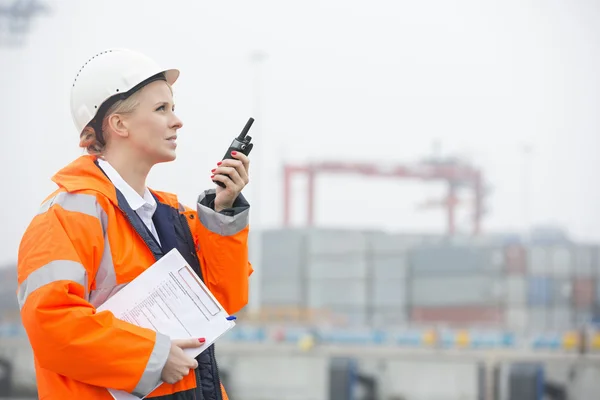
{"left": 16, "top": 155, "right": 253, "bottom": 399}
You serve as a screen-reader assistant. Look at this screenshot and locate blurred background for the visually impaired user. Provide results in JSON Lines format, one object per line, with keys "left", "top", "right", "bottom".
{"left": 1, "top": 0, "right": 600, "bottom": 399}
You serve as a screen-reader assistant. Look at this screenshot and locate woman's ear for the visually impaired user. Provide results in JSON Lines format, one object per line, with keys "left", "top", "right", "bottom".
{"left": 106, "top": 114, "right": 129, "bottom": 139}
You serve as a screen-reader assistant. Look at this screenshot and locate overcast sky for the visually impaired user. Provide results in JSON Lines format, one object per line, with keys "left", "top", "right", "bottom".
{"left": 1, "top": 0, "right": 599, "bottom": 266}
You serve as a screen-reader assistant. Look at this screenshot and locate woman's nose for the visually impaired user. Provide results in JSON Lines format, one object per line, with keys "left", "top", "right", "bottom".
{"left": 172, "top": 114, "right": 183, "bottom": 130}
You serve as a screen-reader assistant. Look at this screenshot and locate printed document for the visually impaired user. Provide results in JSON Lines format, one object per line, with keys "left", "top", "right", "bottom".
{"left": 96, "top": 248, "right": 236, "bottom": 400}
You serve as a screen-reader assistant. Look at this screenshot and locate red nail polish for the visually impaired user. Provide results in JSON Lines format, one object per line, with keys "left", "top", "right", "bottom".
{"left": 211, "top": 168, "right": 216, "bottom": 173}
{"left": 198, "top": 338, "right": 205, "bottom": 343}
{"left": 211, "top": 175, "right": 215, "bottom": 179}
{"left": 231, "top": 151, "right": 237, "bottom": 156}
{"left": 217, "top": 161, "right": 222, "bottom": 166}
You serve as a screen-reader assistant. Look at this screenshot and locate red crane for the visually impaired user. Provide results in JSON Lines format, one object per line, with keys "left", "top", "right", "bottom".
{"left": 282, "top": 158, "right": 486, "bottom": 236}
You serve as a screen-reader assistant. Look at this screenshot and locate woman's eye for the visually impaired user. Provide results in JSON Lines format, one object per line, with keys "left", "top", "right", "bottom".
{"left": 156, "top": 105, "right": 166, "bottom": 111}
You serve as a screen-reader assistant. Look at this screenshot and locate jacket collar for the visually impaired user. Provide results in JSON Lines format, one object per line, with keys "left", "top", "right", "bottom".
{"left": 51, "top": 155, "right": 180, "bottom": 210}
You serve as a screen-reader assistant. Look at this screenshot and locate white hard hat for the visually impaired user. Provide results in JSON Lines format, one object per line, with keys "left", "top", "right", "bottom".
{"left": 70, "top": 48, "right": 179, "bottom": 136}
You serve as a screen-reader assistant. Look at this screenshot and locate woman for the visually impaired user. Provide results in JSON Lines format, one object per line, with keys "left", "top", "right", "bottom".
{"left": 16, "top": 48, "right": 252, "bottom": 400}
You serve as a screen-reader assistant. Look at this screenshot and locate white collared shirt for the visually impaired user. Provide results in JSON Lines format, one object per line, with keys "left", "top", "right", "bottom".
{"left": 97, "top": 158, "right": 161, "bottom": 246}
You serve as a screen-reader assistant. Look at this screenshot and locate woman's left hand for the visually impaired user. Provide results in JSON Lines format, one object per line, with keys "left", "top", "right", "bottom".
{"left": 211, "top": 151, "right": 250, "bottom": 212}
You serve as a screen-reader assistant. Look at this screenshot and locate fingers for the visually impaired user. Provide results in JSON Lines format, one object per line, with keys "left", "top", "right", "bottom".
{"left": 231, "top": 151, "right": 250, "bottom": 174}
{"left": 176, "top": 339, "right": 202, "bottom": 369}
{"left": 216, "top": 155, "right": 250, "bottom": 184}
{"left": 212, "top": 165, "right": 244, "bottom": 187}
{"left": 174, "top": 337, "right": 206, "bottom": 349}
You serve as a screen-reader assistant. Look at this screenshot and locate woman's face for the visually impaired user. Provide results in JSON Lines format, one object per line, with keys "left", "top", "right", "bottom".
{"left": 122, "top": 80, "right": 183, "bottom": 165}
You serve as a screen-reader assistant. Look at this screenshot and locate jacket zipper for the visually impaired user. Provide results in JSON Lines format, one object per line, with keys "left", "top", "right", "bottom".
{"left": 118, "top": 207, "right": 160, "bottom": 258}
{"left": 117, "top": 205, "right": 223, "bottom": 400}
{"left": 179, "top": 213, "right": 223, "bottom": 400}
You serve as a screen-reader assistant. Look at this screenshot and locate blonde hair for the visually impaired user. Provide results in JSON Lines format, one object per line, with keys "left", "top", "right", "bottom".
{"left": 78, "top": 79, "right": 173, "bottom": 155}
{"left": 78, "top": 92, "right": 142, "bottom": 155}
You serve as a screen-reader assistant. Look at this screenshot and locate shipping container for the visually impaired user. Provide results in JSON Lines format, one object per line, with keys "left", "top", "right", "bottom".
{"left": 573, "top": 278, "right": 595, "bottom": 309}
{"left": 326, "top": 306, "right": 368, "bottom": 326}
{"left": 505, "top": 244, "right": 527, "bottom": 274}
{"left": 306, "top": 256, "right": 368, "bottom": 279}
{"left": 260, "top": 280, "right": 303, "bottom": 306}
{"left": 364, "top": 231, "right": 413, "bottom": 254}
{"left": 410, "top": 276, "right": 504, "bottom": 307}
{"left": 551, "top": 247, "right": 574, "bottom": 277}
{"left": 528, "top": 247, "right": 550, "bottom": 276}
{"left": 306, "top": 229, "right": 367, "bottom": 255}
{"left": 550, "top": 306, "right": 573, "bottom": 330}
{"left": 505, "top": 307, "right": 527, "bottom": 331}
{"left": 261, "top": 229, "right": 305, "bottom": 280}
{"left": 371, "top": 280, "right": 407, "bottom": 307}
{"left": 410, "top": 306, "right": 504, "bottom": 327}
{"left": 528, "top": 307, "right": 548, "bottom": 331}
{"left": 409, "top": 245, "right": 503, "bottom": 276}
{"left": 371, "top": 255, "right": 408, "bottom": 280}
{"left": 574, "top": 310, "right": 593, "bottom": 327}
{"left": 574, "top": 246, "right": 595, "bottom": 277}
{"left": 505, "top": 276, "right": 527, "bottom": 306}
{"left": 371, "top": 308, "right": 408, "bottom": 327}
{"left": 307, "top": 279, "right": 367, "bottom": 308}
{"left": 593, "top": 246, "right": 600, "bottom": 275}
{"left": 552, "top": 278, "right": 572, "bottom": 307}
{"left": 527, "top": 277, "right": 553, "bottom": 306}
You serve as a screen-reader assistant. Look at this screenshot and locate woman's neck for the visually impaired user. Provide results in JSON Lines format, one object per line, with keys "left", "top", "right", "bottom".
{"left": 101, "top": 153, "right": 151, "bottom": 197}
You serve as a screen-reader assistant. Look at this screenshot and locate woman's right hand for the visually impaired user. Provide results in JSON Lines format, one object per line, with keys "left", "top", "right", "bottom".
{"left": 161, "top": 338, "right": 205, "bottom": 384}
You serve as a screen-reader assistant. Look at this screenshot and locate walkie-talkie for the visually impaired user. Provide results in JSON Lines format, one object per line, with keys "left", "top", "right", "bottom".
{"left": 213, "top": 117, "right": 255, "bottom": 188}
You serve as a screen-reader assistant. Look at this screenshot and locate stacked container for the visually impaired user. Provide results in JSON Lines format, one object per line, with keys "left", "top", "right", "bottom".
{"left": 260, "top": 230, "right": 306, "bottom": 308}
{"left": 407, "top": 244, "right": 505, "bottom": 327}
{"left": 573, "top": 245, "right": 597, "bottom": 326}
{"left": 304, "top": 229, "right": 369, "bottom": 325}
{"left": 257, "top": 228, "right": 600, "bottom": 332}
{"left": 365, "top": 231, "right": 409, "bottom": 327}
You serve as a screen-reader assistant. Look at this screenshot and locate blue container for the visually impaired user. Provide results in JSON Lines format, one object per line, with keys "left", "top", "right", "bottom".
{"left": 527, "top": 277, "right": 553, "bottom": 306}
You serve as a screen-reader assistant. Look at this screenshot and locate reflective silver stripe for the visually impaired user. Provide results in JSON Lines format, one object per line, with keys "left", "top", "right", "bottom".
{"left": 132, "top": 332, "right": 171, "bottom": 397}
{"left": 38, "top": 192, "right": 99, "bottom": 217}
{"left": 89, "top": 284, "right": 127, "bottom": 309}
{"left": 17, "top": 260, "right": 87, "bottom": 309}
{"left": 89, "top": 207, "right": 122, "bottom": 308}
{"left": 35, "top": 191, "right": 116, "bottom": 307}
{"left": 197, "top": 190, "right": 249, "bottom": 236}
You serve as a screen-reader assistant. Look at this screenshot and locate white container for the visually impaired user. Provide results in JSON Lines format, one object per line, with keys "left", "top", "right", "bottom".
{"left": 505, "top": 276, "right": 527, "bottom": 306}
{"left": 371, "top": 279, "right": 407, "bottom": 307}
{"left": 372, "top": 308, "right": 408, "bottom": 327}
{"left": 528, "top": 307, "right": 548, "bottom": 331}
{"left": 365, "top": 231, "right": 417, "bottom": 254}
{"left": 550, "top": 306, "right": 573, "bottom": 330}
{"left": 551, "top": 279, "right": 573, "bottom": 307}
{"left": 505, "top": 307, "right": 528, "bottom": 331}
{"left": 371, "top": 255, "right": 408, "bottom": 280}
{"left": 307, "top": 256, "right": 368, "bottom": 280}
{"left": 326, "top": 306, "right": 368, "bottom": 326}
{"left": 528, "top": 247, "right": 551, "bottom": 276}
{"left": 260, "top": 280, "right": 303, "bottom": 306}
{"left": 410, "top": 275, "right": 504, "bottom": 307}
{"left": 410, "top": 245, "right": 503, "bottom": 276}
{"left": 551, "top": 247, "right": 574, "bottom": 277}
{"left": 306, "top": 229, "right": 367, "bottom": 255}
{"left": 574, "top": 246, "right": 595, "bottom": 277}
{"left": 307, "top": 279, "right": 367, "bottom": 308}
